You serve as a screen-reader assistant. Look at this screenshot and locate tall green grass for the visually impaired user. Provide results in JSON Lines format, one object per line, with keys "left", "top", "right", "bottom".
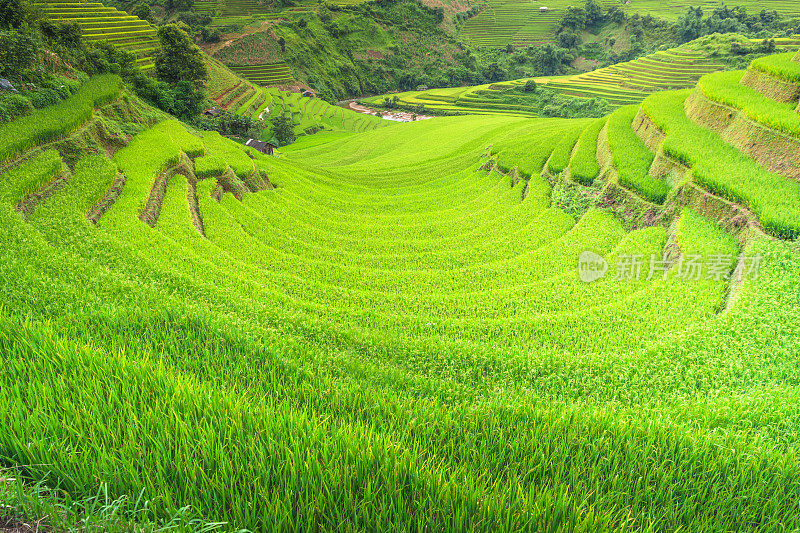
{"left": 0, "top": 75, "right": 122, "bottom": 163}
{"left": 569, "top": 117, "right": 606, "bottom": 185}
{"left": 194, "top": 155, "right": 228, "bottom": 178}
{"left": 643, "top": 89, "right": 800, "bottom": 238}
{"left": 607, "top": 105, "right": 668, "bottom": 203}
{"left": 547, "top": 123, "right": 586, "bottom": 174}
{"left": 0, "top": 150, "right": 62, "bottom": 204}
{"left": 2, "top": 114, "right": 800, "bottom": 531}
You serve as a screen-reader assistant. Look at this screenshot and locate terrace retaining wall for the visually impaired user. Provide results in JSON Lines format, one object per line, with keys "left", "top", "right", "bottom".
{"left": 685, "top": 88, "right": 800, "bottom": 181}
{"left": 740, "top": 68, "right": 800, "bottom": 103}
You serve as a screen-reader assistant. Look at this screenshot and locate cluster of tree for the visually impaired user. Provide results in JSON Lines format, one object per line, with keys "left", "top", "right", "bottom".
{"left": 677, "top": 6, "right": 799, "bottom": 43}
{"left": 0, "top": 0, "right": 210, "bottom": 122}
{"left": 192, "top": 109, "right": 263, "bottom": 139}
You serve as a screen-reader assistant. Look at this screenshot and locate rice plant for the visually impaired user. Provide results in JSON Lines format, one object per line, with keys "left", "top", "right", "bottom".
{"left": 0, "top": 75, "right": 122, "bottom": 163}
{"left": 607, "top": 104, "right": 668, "bottom": 203}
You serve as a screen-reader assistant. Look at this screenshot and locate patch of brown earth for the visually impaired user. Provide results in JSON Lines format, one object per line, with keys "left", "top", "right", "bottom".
{"left": 685, "top": 88, "right": 800, "bottom": 181}
{"left": 87, "top": 171, "right": 126, "bottom": 225}
{"left": 0, "top": 515, "right": 45, "bottom": 533}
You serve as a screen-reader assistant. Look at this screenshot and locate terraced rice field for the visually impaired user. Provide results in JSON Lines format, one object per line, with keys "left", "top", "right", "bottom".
{"left": 36, "top": 0, "right": 159, "bottom": 73}
{"left": 361, "top": 47, "right": 727, "bottom": 115}
{"left": 228, "top": 62, "right": 295, "bottom": 86}
{"left": 3, "top": 48, "right": 800, "bottom": 531}
{"left": 543, "top": 48, "right": 727, "bottom": 104}
{"left": 197, "top": 0, "right": 362, "bottom": 18}
{"left": 461, "top": 0, "right": 800, "bottom": 48}
{"left": 461, "top": 0, "right": 621, "bottom": 48}
{"left": 208, "top": 58, "right": 386, "bottom": 135}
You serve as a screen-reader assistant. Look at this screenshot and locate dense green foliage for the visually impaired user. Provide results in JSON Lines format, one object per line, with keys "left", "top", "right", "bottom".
{"left": 607, "top": 104, "right": 667, "bottom": 203}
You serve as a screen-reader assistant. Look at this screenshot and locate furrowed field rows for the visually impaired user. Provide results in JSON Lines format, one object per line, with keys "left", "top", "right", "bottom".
{"left": 35, "top": 1, "right": 159, "bottom": 72}
{"left": 4, "top": 52, "right": 800, "bottom": 532}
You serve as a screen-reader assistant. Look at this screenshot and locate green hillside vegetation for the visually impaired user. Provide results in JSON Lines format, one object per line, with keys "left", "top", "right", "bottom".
{"left": 5, "top": 2, "right": 800, "bottom": 532}
{"left": 205, "top": 57, "right": 388, "bottom": 138}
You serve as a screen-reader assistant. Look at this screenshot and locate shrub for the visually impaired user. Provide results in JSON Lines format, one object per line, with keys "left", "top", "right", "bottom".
{"left": 0, "top": 93, "right": 33, "bottom": 124}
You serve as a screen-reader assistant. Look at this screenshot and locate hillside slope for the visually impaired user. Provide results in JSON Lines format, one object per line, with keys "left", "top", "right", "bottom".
{"left": 36, "top": 0, "right": 160, "bottom": 73}
{"left": 1, "top": 50, "right": 800, "bottom": 531}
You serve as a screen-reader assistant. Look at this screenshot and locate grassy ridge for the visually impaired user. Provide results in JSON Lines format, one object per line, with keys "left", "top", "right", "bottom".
{"left": 643, "top": 90, "right": 800, "bottom": 238}
{"left": 607, "top": 105, "right": 667, "bottom": 203}
{"left": 569, "top": 118, "right": 606, "bottom": 185}
{"left": 751, "top": 52, "right": 800, "bottom": 83}
{"left": 0, "top": 75, "right": 121, "bottom": 163}
{"left": 698, "top": 70, "right": 800, "bottom": 136}
{"left": 0, "top": 150, "right": 62, "bottom": 204}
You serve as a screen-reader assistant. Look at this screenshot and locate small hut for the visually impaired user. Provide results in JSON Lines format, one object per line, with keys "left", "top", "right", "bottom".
{"left": 245, "top": 139, "right": 277, "bottom": 155}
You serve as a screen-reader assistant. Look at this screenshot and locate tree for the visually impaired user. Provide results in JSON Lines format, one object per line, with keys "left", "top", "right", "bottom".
{"left": 523, "top": 79, "right": 537, "bottom": 93}
{"left": 584, "top": 0, "right": 603, "bottom": 26}
{"left": 532, "top": 44, "right": 570, "bottom": 76}
{"left": 606, "top": 6, "right": 625, "bottom": 24}
{"left": 0, "top": 0, "right": 37, "bottom": 29}
{"left": 154, "top": 24, "right": 208, "bottom": 87}
{"left": 557, "top": 30, "right": 581, "bottom": 49}
{"left": 271, "top": 113, "right": 296, "bottom": 146}
{"left": 131, "top": 2, "right": 153, "bottom": 23}
{"left": 278, "top": 36, "right": 286, "bottom": 53}
{"left": 560, "top": 6, "right": 587, "bottom": 31}
{"left": 676, "top": 6, "right": 706, "bottom": 43}
{"left": 0, "top": 27, "right": 39, "bottom": 82}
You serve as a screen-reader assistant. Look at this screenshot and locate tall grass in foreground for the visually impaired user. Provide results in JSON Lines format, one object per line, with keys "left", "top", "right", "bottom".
{"left": 0, "top": 150, "right": 62, "bottom": 204}
{"left": 569, "top": 117, "right": 606, "bottom": 185}
{"left": 607, "top": 105, "right": 668, "bottom": 203}
{"left": 0, "top": 75, "right": 122, "bottom": 163}
{"left": 643, "top": 89, "right": 800, "bottom": 238}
